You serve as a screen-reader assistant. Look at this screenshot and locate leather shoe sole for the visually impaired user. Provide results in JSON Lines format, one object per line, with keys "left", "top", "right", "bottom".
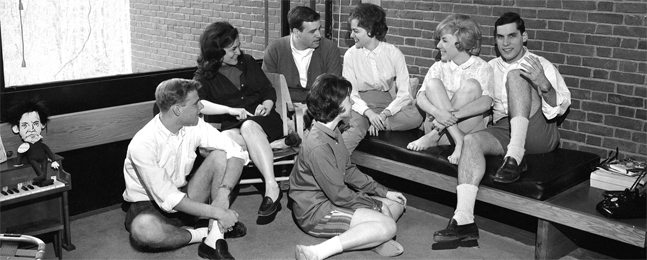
{"left": 492, "top": 156, "right": 527, "bottom": 183}
{"left": 224, "top": 222, "right": 246, "bottom": 239}
{"left": 258, "top": 191, "right": 283, "bottom": 216}
{"left": 198, "top": 239, "right": 235, "bottom": 260}
{"left": 433, "top": 219, "right": 479, "bottom": 243}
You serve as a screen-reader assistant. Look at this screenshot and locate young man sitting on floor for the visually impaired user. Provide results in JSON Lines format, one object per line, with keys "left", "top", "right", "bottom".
{"left": 122, "top": 78, "right": 249, "bottom": 260}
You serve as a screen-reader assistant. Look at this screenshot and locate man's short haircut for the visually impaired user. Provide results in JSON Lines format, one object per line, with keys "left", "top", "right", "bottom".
{"left": 155, "top": 78, "right": 201, "bottom": 112}
{"left": 348, "top": 3, "right": 388, "bottom": 41}
{"left": 434, "top": 14, "right": 483, "bottom": 56}
{"left": 494, "top": 12, "right": 526, "bottom": 36}
{"left": 288, "top": 6, "right": 320, "bottom": 31}
{"left": 306, "top": 74, "right": 352, "bottom": 124}
{"left": 6, "top": 97, "right": 50, "bottom": 127}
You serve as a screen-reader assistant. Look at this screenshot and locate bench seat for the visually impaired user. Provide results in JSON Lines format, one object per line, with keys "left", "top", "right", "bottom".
{"left": 355, "top": 129, "right": 600, "bottom": 201}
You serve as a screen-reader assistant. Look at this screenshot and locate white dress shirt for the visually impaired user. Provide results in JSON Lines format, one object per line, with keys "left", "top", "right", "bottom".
{"left": 488, "top": 47, "right": 571, "bottom": 123}
{"left": 123, "top": 115, "right": 249, "bottom": 213}
{"left": 343, "top": 41, "right": 413, "bottom": 115}
{"left": 291, "top": 34, "right": 314, "bottom": 88}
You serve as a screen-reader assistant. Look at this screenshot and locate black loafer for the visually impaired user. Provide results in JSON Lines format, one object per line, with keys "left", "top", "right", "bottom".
{"left": 198, "top": 239, "right": 235, "bottom": 260}
{"left": 224, "top": 222, "right": 246, "bottom": 239}
{"left": 492, "top": 156, "right": 527, "bottom": 183}
{"left": 258, "top": 191, "right": 283, "bottom": 216}
{"left": 284, "top": 132, "right": 302, "bottom": 147}
{"left": 433, "top": 218, "right": 479, "bottom": 243}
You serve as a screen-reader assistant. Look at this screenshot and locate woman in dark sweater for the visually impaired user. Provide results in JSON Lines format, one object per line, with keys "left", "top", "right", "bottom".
{"left": 194, "top": 21, "right": 296, "bottom": 223}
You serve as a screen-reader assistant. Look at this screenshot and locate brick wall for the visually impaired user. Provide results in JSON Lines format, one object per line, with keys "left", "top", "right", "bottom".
{"left": 130, "top": 0, "right": 325, "bottom": 72}
{"left": 130, "top": 0, "right": 646, "bottom": 160}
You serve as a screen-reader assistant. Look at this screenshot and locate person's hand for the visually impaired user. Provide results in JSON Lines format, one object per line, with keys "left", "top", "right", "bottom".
{"left": 217, "top": 209, "right": 239, "bottom": 234}
{"left": 368, "top": 125, "right": 379, "bottom": 136}
{"left": 434, "top": 109, "right": 458, "bottom": 127}
{"left": 365, "top": 110, "right": 386, "bottom": 131}
{"left": 431, "top": 119, "right": 445, "bottom": 131}
{"left": 229, "top": 107, "right": 252, "bottom": 120}
{"left": 51, "top": 161, "right": 60, "bottom": 170}
{"left": 254, "top": 104, "right": 270, "bottom": 117}
{"left": 386, "top": 191, "right": 407, "bottom": 209}
{"left": 519, "top": 56, "right": 550, "bottom": 93}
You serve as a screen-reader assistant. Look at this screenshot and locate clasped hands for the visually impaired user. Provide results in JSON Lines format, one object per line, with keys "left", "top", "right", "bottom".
{"left": 431, "top": 108, "right": 459, "bottom": 130}
{"left": 365, "top": 110, "right": 389, "bottom": 136}
{"left": 216, "top": 208, "right": 239, "bottom": 234}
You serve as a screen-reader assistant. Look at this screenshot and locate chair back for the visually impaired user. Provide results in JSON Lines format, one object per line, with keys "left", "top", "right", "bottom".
{"left": 264, "top": 72, "right": 292, "bottom": 136}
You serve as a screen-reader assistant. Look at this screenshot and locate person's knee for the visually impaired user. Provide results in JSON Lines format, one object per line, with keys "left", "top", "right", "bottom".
{"left": 506, "top": 69, "right": 530, "bottom": 90}
{"left": 424, "top": 78, "right": 445, "bottom": 93}
{"left": 129, "top": 214, "right": 162, "bottom": 245}
{"left": 203, "top": 149, "right": 227, "bottom": 170}
{"left": 240, "top": 120, "right": 263, "bottom": 137}
{"left": 461, "top": 78, "right": 483, "bottom": 96}
{"left": 377, "top": 217, "right": 397, "bottom": 239}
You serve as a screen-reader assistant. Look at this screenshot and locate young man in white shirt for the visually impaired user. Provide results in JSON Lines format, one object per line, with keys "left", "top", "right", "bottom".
{"left": 123, "top": 78, "right": 250, "bottom": 260}
{"left": 433, "top": 12, "right": 571, "bottom": 244}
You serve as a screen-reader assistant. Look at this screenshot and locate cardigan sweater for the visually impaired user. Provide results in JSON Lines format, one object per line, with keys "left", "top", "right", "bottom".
{"left": 262, "top": 36, "right": 342, "bottom": 103}
{"left": 194, "top": 54, "right": 277, "bottom": 126}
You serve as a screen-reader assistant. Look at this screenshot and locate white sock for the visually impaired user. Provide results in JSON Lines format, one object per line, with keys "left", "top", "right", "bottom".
{"left": 203, "top": 220, "right": 224, "bottom": 249}
{"left": 185, "top": 227, "right": 209, "bottom": 244}
{"left": 311, "top": 236, "right": 343, "bottom": 259}
{"left": 453, "top": 184, "right": 478, "bottom": 225}
{"left": 506, "top": 117, "right": 529, "bottom": 164}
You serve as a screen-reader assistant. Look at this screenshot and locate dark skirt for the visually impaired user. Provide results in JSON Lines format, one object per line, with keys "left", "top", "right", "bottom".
{"left": 221, "top": 109, "right": 284, "bottom": 142}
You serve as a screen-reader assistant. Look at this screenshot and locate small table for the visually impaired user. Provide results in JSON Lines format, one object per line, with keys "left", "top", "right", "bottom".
{"left": 537, "top": 180, "right": 645, "bottom": 259}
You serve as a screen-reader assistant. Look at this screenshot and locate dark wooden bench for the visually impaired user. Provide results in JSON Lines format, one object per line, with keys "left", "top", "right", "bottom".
{"left": 351, "top": 129, "right": 645, "bottom": 259}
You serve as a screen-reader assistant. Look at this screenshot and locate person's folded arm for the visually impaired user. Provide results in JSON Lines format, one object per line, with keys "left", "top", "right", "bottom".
{"left": 307, "top": 146, "right": 382, "bottom": 210}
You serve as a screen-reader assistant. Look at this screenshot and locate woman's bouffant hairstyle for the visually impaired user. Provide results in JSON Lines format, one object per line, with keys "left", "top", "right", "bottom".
{"left": 306, "top": 74, "right": 352, "bottom": 124}
{"left": 434, "top": 14, "right": 483, "bottom": 56}
{"left": 348, "top": 3, "right": 388, "bottom": 41}
{"left": 196, "top": 21, "right": 239, "bottom": 79}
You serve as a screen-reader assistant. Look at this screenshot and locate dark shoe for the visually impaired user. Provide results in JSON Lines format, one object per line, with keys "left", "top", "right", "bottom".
{"left": 198, "top": 239, "right": 235, "bottom": 260}
{"left": 258, "top": 191, "right": 283, "bottom": 216}
{"left": 284, "top": 132, "right": 302, "bottom": 147}
{"left": 492, "top": 156, "right": 528, "bottom": 183}
{"left": 433, "top": 219, "right": 479, "bottom": 243}
{"left": 224, "top": 222, "right": 246, "bottom": 239}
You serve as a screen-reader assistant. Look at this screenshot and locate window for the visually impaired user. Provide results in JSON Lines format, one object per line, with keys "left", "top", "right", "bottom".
{"left": 1, "top": 0, "right": 132, "bottom": 87}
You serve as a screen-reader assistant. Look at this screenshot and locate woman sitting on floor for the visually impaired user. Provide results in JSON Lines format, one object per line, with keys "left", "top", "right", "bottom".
{"left": 290, "top": 73, "right": 407, "bottom": 260}
{"left": 193, "top": 21, "right": 300, "bottom": 223}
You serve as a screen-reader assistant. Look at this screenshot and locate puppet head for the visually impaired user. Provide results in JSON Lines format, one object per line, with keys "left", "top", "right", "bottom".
{"left": 7, "top": 97, "right": 50, "bottom": 144}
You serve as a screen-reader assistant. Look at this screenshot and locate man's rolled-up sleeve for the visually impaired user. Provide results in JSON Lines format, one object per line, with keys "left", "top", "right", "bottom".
{"left": 198, "top": 119, "right": 250, "bottom": 164}
{"left": 540, "top": 62, "right": 571, "bottom": 119}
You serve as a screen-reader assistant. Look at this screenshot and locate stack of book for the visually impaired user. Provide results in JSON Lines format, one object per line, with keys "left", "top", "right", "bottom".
{"left": 590, "top": 159, "right": 646, "bottom": 191}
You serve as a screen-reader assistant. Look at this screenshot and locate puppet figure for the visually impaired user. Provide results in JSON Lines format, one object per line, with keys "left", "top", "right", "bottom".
{"left": 7, "top": 97, "right": 58, "bottom": 186}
